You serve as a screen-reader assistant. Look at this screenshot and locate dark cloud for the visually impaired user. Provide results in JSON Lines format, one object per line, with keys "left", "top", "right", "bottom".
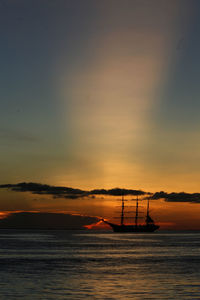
{"left": 1, "top": 182, "right": 200, "bottom": 204}
{"left": 151, "top": 191, "right": 200, "bottom": 203}
{"left": 0, "top": 212, "right": 98, "bottom": 229}
{"left": 0, "top": 182, "right": 148, "bottom": 199}
{"left": 0, "top": 182, "right": 87, "bottom": 199}
{"left": 91, "top": 188, "right": 147, "bottom": 196}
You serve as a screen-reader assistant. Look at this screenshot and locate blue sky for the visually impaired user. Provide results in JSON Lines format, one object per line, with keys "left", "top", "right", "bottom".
{"left": 0, "top": 0, "right": 200, "bottom": 193}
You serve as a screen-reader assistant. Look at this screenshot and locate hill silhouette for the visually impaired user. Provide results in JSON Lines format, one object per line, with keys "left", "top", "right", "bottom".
{"left": 0, "top": 212, "right": 98, "bottom": 230}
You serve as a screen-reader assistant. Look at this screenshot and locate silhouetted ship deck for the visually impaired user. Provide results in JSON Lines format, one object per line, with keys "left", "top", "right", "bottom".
{"left": 102, "top": 195, "right": 159, "bottom": 233}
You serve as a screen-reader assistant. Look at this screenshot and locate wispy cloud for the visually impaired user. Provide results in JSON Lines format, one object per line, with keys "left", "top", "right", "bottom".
{"left": 0, "top": 128, "right": 39, "bottom": 143}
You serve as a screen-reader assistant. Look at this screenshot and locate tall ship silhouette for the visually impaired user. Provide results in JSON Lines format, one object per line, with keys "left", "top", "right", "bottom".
{"left": 102, "top": 195, "right": 159, "bottom": 232}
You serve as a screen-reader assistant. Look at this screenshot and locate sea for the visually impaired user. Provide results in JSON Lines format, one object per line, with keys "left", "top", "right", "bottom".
{"left": 0, "top": 230, "right": 199, "bottom": 299}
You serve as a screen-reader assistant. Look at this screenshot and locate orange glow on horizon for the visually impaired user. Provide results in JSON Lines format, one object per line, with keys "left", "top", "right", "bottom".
{"left": 84, "top": 220, "right": 107, "bottom": 230}
{"left": 1, "top": 195, "right": 200, "bottom": 230}
{"left": 0, "top": 212, "right": 11, "bottom": 219}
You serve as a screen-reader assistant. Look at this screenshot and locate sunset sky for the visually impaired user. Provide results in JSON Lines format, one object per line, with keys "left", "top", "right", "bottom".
{"left": 1, "top": 0, "right": 200, "bottom": 229}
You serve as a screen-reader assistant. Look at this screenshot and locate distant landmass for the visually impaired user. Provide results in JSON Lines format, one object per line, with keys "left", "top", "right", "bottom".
{"left": 0, "top": 212, "right": 98, "bottom": 230}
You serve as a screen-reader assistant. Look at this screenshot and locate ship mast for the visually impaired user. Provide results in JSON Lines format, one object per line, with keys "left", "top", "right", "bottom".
{"left": 146, "top": 199, "right": 154, "bottom": 225}
{"left": 135, "top": 195, "right": 138, "bottom": 227}
{"left": 146, "top": 199, "right": 149, "bottom": 225}
{"left": 147, "top": 199, "right": 149, "bottom": 216}
{"left": 120, "top": 194, "right": 124, "bottom": 226}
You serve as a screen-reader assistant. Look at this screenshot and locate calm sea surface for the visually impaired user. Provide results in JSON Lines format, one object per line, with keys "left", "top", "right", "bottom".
{"left": 0, "top": 230, "right": 199, "bottom": 299}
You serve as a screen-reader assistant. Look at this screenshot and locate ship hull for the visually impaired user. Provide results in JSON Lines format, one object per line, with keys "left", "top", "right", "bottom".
{"left": 103, "top": 221, "right": 159, "bottom": 233}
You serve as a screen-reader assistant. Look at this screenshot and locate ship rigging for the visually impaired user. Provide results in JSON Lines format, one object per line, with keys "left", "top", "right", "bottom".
{"left": 102, "top": 195, "right": 159, "bottom": 232}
